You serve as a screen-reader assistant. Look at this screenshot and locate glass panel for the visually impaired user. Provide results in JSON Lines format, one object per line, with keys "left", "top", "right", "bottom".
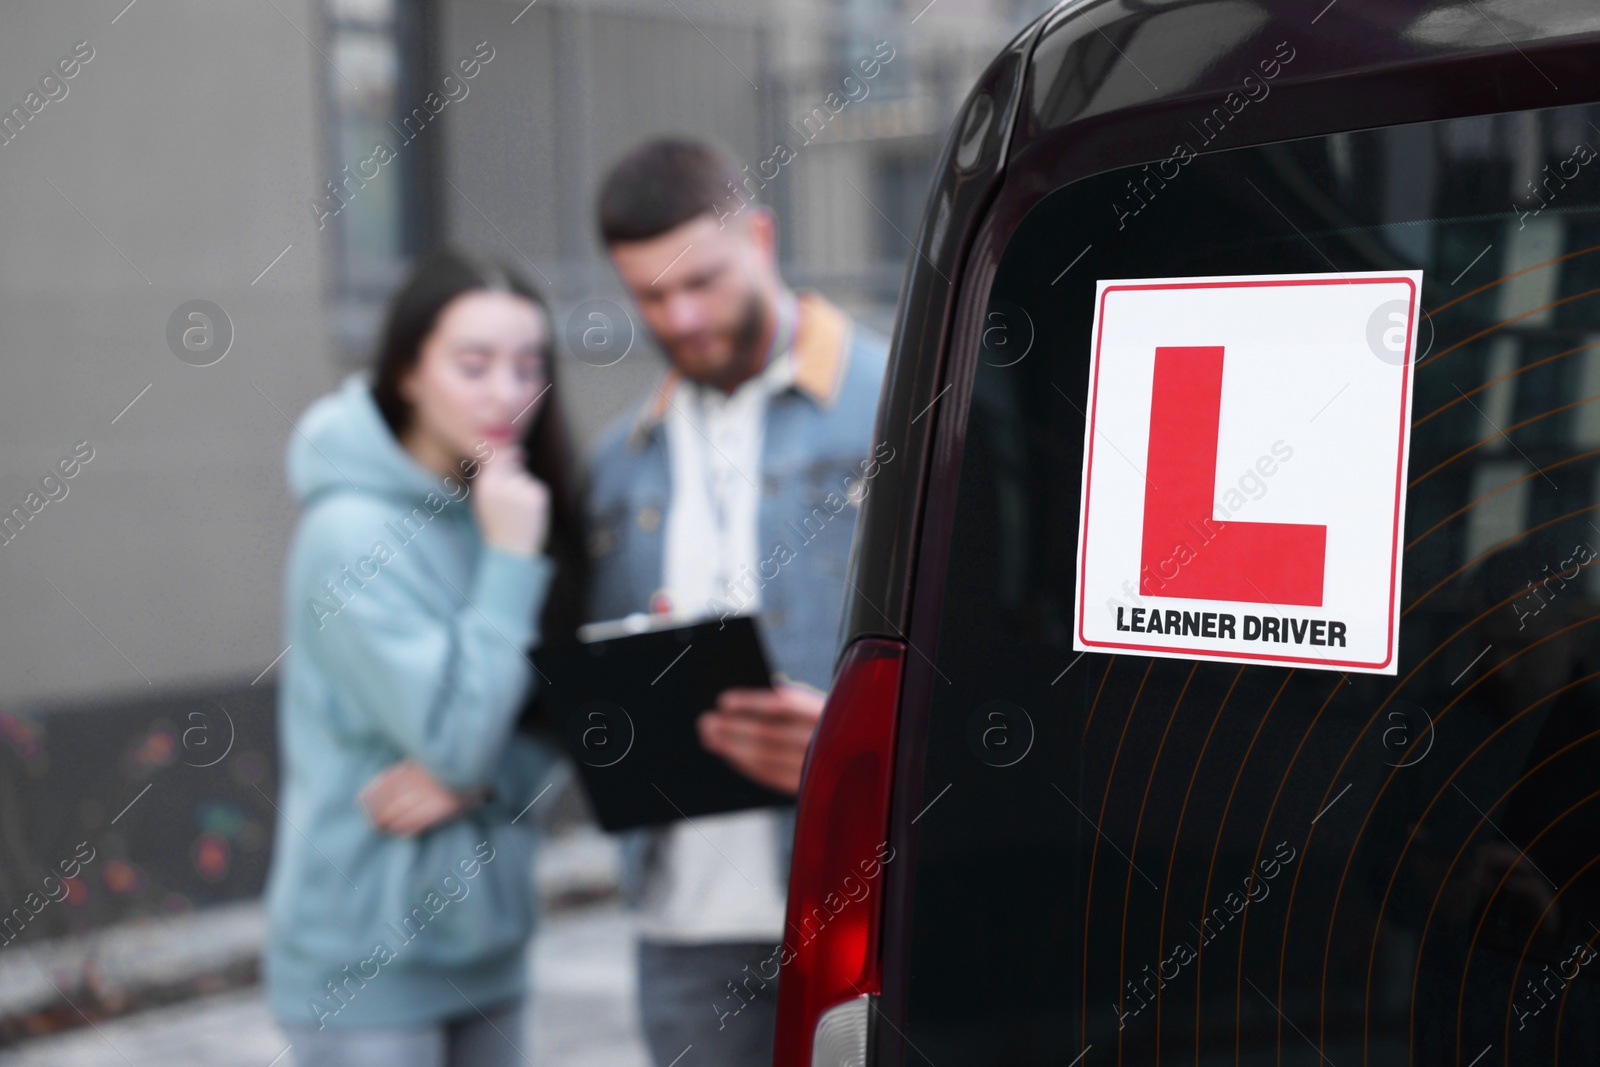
{"left": 317, "top": 0, "right": 418, "bottom": 361}
{"left": 327, "top": 0, "right": 393, "bottom": 26}
{"left": 329, "top": 29, "right": 403, "bottom": 289}
{"left": 902, "top": 100, "right": 1600, "bottom": 1065}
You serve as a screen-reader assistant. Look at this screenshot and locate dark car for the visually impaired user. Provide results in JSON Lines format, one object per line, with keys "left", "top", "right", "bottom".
{"left": 774, "top": 2, "right": 1600, "bottom": 1065}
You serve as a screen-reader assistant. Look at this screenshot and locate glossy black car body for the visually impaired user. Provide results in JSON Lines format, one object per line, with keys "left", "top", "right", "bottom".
{"left": 792, "top": 1, "right": 1600, "bottom": 1064}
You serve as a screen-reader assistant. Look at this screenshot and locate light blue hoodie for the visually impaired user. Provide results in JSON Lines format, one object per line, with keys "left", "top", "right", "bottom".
{"left": 262, "top": 372, "right": 562, "bottom": 1031}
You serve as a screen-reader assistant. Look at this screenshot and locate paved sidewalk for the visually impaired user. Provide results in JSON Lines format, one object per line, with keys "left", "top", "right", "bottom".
{"left": 0, "top": 901, "right": 649, "bottom": 1067}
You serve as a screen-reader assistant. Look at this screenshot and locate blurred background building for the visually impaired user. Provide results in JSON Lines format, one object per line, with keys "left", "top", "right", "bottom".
{"left": 0, "top": 0, "right": 1037, "bottom": 1055}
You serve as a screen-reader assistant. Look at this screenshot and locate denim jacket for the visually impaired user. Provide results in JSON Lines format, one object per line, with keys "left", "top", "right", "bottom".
{"left": 584, "top": 291, "right": 890, "bottom": 906}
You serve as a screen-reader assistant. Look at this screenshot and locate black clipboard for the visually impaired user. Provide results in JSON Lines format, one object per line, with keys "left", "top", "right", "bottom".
{"left": 531, "top": 614, "right": 793, "bottom": 830}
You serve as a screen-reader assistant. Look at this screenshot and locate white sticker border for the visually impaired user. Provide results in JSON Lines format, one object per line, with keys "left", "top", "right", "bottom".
{"left": 1070, "top": 270, "right": 1423, "bottom": 675}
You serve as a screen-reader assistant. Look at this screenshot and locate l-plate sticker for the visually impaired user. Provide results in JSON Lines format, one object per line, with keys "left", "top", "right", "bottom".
{"left": 1072, "top": 271, "right": 1422, "bottom": 674}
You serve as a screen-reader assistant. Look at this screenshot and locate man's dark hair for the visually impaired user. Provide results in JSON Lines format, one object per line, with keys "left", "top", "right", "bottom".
{"left": 597, "top": 137, "right": 744, "bottom": 244}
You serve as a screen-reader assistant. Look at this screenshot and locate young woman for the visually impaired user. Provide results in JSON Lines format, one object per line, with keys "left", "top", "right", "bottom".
{"left": 263, "top": 249, "right": 584, "bottom": 1066}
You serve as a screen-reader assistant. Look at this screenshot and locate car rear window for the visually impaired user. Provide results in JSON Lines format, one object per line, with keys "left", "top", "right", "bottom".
{"left": 898, "top": 101, "right": 1600, "bottom": 1064}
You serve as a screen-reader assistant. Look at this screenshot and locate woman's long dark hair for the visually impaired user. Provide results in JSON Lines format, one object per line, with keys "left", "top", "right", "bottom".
{"left": 369, "top": 248, "right": 588, "bottom": 732}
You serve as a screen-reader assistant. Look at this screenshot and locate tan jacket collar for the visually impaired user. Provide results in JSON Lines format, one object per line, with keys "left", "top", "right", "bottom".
{"left": 627, "top": 290, "right": 853, "bottom": 449}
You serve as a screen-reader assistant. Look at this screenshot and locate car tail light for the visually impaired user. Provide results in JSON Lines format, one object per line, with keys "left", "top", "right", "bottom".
{"left": 811, "top": 994, "right": 871, "bottom": 1066}
{"left": 774, "top": 638, "right": 906, "bottom": 1067}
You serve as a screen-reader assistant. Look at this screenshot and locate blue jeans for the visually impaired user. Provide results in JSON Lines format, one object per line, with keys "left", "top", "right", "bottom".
{"left": 637, "top": 939, "right": 779, "bottom": 1067}
{"left": 280, "top": 998, "right": 528, "bottom": 1067}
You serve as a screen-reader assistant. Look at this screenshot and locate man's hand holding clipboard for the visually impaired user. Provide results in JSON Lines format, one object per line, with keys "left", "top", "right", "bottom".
{"left": 696, "top": 682, "right": 824, "bottom": 795}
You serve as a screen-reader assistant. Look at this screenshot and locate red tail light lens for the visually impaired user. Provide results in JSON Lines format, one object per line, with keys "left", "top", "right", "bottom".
{"left": 774, "top": 638, "right": 907, "bottom": 1066}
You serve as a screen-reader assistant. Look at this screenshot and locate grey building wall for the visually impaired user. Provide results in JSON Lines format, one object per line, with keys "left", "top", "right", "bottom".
{"left": 437, "top": 0, "right": 769, "bottom": 448}
{"left": 0, "top": 0, "right": 1038, "bottom": 707}
{"left": 0, "top": 0, "right": 1036, "bottom": 939}
{"left": 434, "top": 0, "right": 1031, "bottom": 450}
{"left": 0, "top": 0, "right": 335, "bottom": 709}
{"left": 0, "top": 0, "right": 1035, "bottom": 711}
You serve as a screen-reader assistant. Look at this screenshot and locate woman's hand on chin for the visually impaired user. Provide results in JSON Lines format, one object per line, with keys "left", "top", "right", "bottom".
{"left": 358, "top": 759, "right": 484, "bottom": 835}
{"left": 474, "top": 443, "right": 551, "bottom": 557}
